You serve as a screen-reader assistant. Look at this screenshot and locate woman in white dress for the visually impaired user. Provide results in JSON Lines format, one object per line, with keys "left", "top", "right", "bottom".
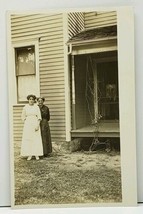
{"left": 21, "top": 94, "right": 43, "bottom": 160}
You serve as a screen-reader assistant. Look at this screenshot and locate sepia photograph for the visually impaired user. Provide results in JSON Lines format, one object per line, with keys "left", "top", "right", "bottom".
{"left": 7, "top": 7, "right": 137, "bottom": 208}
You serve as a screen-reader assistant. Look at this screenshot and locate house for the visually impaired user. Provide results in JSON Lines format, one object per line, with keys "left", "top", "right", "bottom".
{"left": 10, "top": 11, "right": 119, "bottom": 144}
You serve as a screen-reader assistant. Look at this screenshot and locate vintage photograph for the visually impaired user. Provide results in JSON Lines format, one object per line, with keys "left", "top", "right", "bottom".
{"left": 7, "top": 8, "right": 137, "bottom": 208}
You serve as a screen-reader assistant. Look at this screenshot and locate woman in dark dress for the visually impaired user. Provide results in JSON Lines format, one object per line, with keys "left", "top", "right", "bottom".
{"left": 37, "top": 97, "right": 52, "bottom": 157}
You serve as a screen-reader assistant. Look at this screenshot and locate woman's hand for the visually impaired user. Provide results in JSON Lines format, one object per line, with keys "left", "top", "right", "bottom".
{"left": 35, "top": 125, "right": 39, "bottom": 131}
{"left": 35, "top": 119, "right": 41, "bottom": 131}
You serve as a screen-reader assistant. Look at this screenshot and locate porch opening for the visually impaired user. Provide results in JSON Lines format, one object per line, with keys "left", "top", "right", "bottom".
{"left": 70, "top": 51, "right": 119, "bottom": 138}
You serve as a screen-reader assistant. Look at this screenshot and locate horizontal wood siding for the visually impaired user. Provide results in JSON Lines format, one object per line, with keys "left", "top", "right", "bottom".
{"left": 84, "top": 11, "right": 117, "bottom": 29}
{"left": 13, "top": 106, "right": 24, "bottom": 142}
{"left": 67, "top": 13, "right": 84, "bottom": 38}
{"left": 11, "top": 13, "right": 66, "bottom": 142}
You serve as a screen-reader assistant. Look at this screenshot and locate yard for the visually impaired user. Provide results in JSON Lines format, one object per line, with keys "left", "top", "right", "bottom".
{"left": 14, "top": 141, "right": 122, "bottom": 206}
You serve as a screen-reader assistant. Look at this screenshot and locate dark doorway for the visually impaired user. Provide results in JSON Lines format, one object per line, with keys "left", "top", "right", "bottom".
{"left": 97, "top": 61, "right": 119, "bottom": 120}
{"left": 72, "top": 51, "right": 119, "bottom": 130}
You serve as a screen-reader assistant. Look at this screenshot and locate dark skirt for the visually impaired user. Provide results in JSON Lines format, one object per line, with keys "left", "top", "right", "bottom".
{"left": 40, "top": 119, "right": 52, "bottom": 156}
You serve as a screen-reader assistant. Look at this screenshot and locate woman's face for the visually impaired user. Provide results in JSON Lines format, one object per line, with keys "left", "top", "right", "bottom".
{"left": 38, "top": 98, "right": 44, "bottom": 106}
{"left": 28, "top": 97, "right": 35, "bottom": 105}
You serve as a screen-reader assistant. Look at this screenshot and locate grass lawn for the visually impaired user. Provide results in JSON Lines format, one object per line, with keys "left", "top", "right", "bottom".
{"left": 14, "top": 142, "right": 122, "bottom": 206}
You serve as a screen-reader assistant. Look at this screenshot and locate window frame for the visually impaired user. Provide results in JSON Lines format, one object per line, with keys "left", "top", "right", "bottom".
{"left": 12, "top": 40, "right": 40, "bottom": 104}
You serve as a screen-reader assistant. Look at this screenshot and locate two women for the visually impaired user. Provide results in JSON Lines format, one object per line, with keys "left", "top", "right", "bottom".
{"left": 21, "top": 94, "right": 52, "bottom": 160}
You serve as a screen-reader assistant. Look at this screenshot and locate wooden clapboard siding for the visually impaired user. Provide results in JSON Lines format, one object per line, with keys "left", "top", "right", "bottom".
{"left": 13, "top": 105, "right": 24, "bottom": 142}
{"left": 67, "top": 12, "right": 84, "bottom": 38}
{"left": 11, "top": 13, "right": 66, "bottom": 142}
{"left": 84, "top": 11, "right": 117, "bottom": 29}
{"left": 40, "top": 16, "right": 66, "bottom": 143}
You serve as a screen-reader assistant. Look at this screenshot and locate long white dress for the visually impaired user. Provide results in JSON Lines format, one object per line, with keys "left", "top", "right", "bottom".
{"left": 21, "top": 104, "right": 43, "bottom": 157}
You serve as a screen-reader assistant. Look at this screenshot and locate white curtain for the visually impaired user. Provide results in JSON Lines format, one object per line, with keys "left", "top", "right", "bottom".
{"left": 18, "top": 75, "right": 37, "bottom": 102}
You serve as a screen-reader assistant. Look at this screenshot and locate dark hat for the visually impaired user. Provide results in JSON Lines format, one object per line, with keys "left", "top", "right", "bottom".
{"left": 27, "top": 94, "right": 37, "bottom": 100}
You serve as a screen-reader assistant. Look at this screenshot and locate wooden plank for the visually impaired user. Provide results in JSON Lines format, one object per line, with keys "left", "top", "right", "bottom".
{"left": 51, "top": 111, "right": 65, "bottom": 115}
{"left": 11, "top": 19, "right": 63, "bottom": 31}
{"left": 50, "top": 127, "right": 65, "bottom": 131}
{"left": 40, "top": 54, "right": 64, "bottom": 61}
{"left": 39, "top": 93, "right": 65, "bottom": 98}
{"left": 39, "top": 100, "right": 65, "bottom": 105}
{"left": 40, "top": 62, "right": 64, "bottom": 68}
{"left": 50, "top": 119, "right": 65, "bottom": 123}
{"left": 11, "top": 13, "right": 62, "bottom": 23}
{"left": 84, "top": 11, "right": 116, "bottom": 20}
{"left": 40, "top": 74, "right": 64, "bottom": 79}
{"left": 39, "top": 52, "right": 64, "bottom": 58}
{"left": 40, "top": 44, "right": 63, "bottom": 51}
{"left": 39, "top": 34, "right": 63, "bottom": 41}
{"left": 40, "top": 76, "right": 64, "bottom": 82}
{"left": 40, "top": 72, "right": 64, "bottom": 77}
{"left": 39, "top": 50, "right": 64, "bottom": 56}
{"left": 40, "top": 88, "right": 64, "bottom": 94}
{"left": 40, "top": 68, "right": 63, "bottom": 76}
{"left": 39, "top": 45, "right": 64, "bottom": 52}
{"left": 85, "top": 22, "right": 117, "bottom": 30}
{"left": 44, "top": 104, "right": 65, "bottom": 108}
{"left": 71, "top": 122, "right": 120, "bottom": 138}
{"left": 51, "top": 132, "right": 66, "bottom": 137}
{"left": 40, "top": 38, "right": 63, "bottom": 46}
{"left": 39, "top": 57, "right": 64, "bottom": 64}
{"left": 11, "top": 26, "right": 63, "bottom": 38}
{"left": 12, "top": 32, "right": 63, "bottom": 42}
{"left": 40, "top": 80, "right": 64, "bottom": 86}
{"left": 85, "top": 16, "right": 117, "bottom": 24}
{"left": 71, "top": 132, "right": 120, "bottom": 138}
{"left": 40, "top": 46, "right": 63, "bottom": 54}
{"left": 40, "top": 85, "right": 65, "bottom": 90}
{"left": 13, "top": 123, "right": 23, "bottom": 127}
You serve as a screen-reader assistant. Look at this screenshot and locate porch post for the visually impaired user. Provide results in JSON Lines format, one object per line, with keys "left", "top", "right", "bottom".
{"left": 71, "top": 54, "right": 76, "bottom": 129}
{"left": 94, "top": 63, "right": 98, "bottom": 123}
{"left": 63, "top": 13, "right": 71, "bottom": 142}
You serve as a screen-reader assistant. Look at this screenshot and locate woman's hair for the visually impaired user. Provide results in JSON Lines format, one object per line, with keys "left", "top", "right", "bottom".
{"left": 27, "top": 94, "right": 37, "bottom": 100}
{"left": 37, "top": 97, "right": 45, "bottom": 102}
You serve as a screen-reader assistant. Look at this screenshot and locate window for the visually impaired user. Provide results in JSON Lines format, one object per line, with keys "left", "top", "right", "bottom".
{"left": 14, "top": 44, "right": 39, "bottom": 102}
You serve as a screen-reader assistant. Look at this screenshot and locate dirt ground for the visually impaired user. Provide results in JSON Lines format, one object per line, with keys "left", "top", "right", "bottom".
{"left": 14, "top": 141, "right": 122, "bottom": 206}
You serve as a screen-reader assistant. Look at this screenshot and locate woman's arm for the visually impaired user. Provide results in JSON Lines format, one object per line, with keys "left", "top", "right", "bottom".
{"left": 35, "top": 119, "right": 41, "bottom": 131}
{"left": 35, "top": 106, "right": 42, "bottom": 131}
{"left": 21, "top": 106, "right": 26, "bottom": 122}
{"left": 47, "top": 107, "right": 50, "bottom": 121}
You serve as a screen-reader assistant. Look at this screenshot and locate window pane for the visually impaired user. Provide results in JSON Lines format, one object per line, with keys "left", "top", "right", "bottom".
{"left": 15, "top": 46, "right": 35, "bottom": 76}
{"left": 17, "top": 75, "right": 37, "bottom": 102}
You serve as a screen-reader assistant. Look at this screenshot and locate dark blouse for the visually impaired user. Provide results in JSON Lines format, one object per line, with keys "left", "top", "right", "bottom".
{"left": 39, "top": 105, "right": 50, "bottom": 121}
